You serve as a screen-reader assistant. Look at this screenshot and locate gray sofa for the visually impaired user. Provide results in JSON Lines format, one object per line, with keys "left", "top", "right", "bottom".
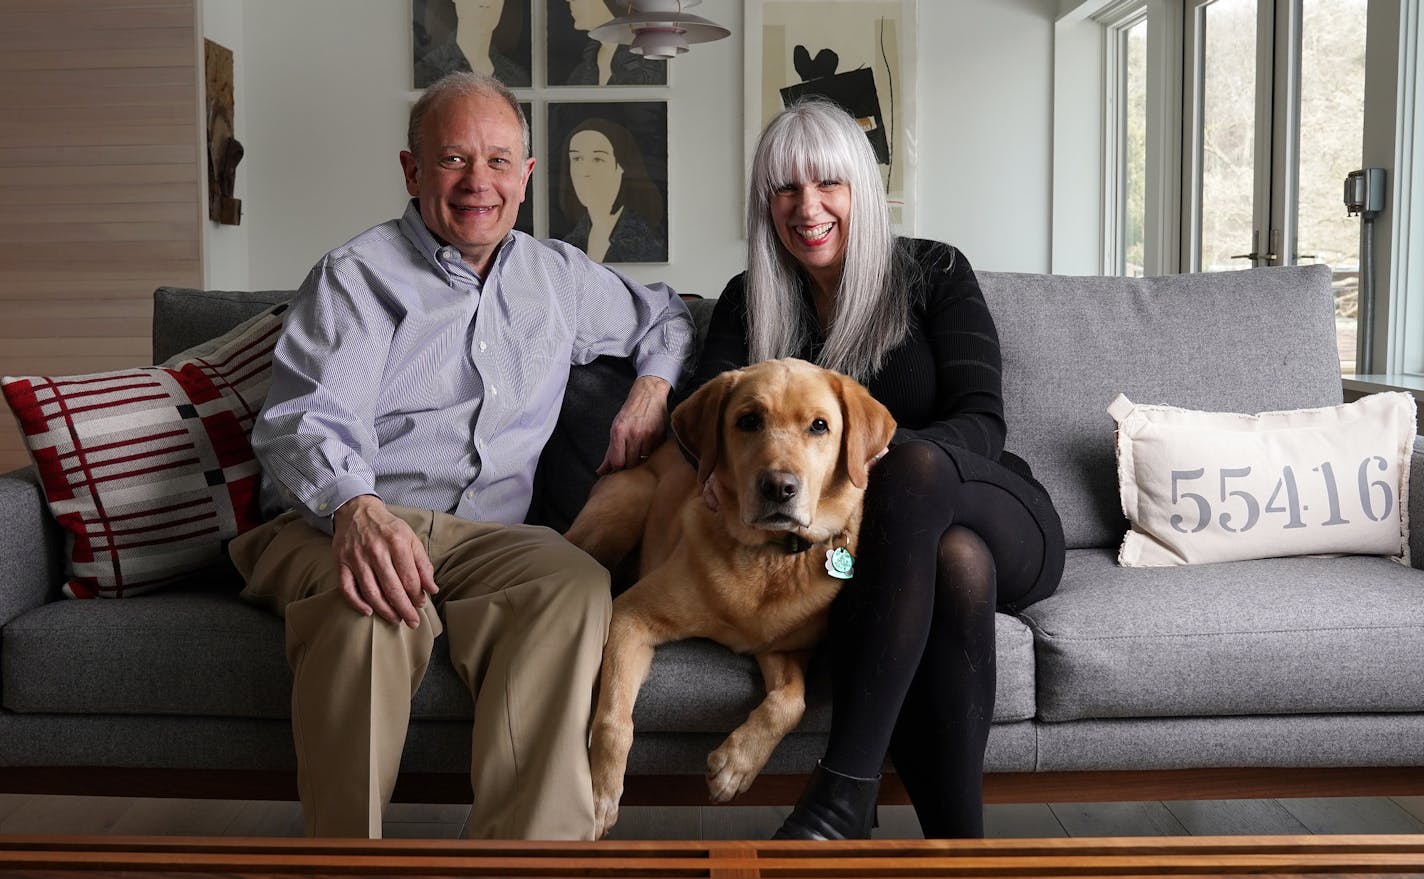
{"left": 4, "top": 263, "right": 1424, "bottom": 808}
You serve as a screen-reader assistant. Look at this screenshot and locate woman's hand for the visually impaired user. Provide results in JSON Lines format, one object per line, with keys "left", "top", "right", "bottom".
{"left": 598, "top": 375, "right": 672, "bottom": 474}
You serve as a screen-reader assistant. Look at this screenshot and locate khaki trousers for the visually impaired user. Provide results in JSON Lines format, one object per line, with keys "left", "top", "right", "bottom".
{"left": 229, "top": 507, "right": 611, "bottom": 840}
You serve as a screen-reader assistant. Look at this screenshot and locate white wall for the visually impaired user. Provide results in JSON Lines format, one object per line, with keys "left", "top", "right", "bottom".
{"left": 916, "top": 0, "right": 1056, "bottom": 272}
{"left": 210, "top": 0, "right": 1057, "bottom": 294}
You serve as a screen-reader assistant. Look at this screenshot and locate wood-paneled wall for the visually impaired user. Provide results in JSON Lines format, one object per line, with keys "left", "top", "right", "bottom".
{"left": 0, "top": 0, "right": 202, "bottom": 472}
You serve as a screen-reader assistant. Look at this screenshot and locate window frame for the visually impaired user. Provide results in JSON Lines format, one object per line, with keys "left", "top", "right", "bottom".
{"left": 1054, "top": 0, "right": 1417, "bottom": 384}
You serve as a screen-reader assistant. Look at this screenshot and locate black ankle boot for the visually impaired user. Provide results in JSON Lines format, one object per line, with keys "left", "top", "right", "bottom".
{"left": 772, "top": 762, "right": 880, "bottom": 840}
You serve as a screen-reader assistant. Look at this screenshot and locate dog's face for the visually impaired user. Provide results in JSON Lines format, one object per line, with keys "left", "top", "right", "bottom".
{"left": 672, "top": 359, "right": 896, "bottom": 544}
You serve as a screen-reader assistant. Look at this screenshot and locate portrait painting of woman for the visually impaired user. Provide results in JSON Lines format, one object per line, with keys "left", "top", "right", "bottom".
{"left": 414, "top": 0, "right": 532, "bottom": 88}
{"left": 548, "top": 102, "right": 668, "bottom": 263}
{"left": 547, "top": 0, "right": 666, "bottom": 86}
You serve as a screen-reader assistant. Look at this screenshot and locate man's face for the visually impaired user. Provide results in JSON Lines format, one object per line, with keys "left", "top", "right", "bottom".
{"left": 399, "top": 92, "right": 534, "bottom": 275}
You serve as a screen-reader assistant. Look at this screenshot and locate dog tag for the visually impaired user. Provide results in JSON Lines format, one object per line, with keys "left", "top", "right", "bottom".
{"left": 825, "top": 546, "right": 855, "bottom": 580}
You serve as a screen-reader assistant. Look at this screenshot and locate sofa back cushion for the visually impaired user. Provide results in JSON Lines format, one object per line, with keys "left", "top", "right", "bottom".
{"left": 979, "top": 264, "right": 1341, "bottom": 550}
{"left": 154, "top": 287, "right": 295, "bottom": 363}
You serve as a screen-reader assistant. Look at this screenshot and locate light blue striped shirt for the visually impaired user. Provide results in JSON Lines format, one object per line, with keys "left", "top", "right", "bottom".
{"left": 253, "top": 200, "right": 693, "bottom": 529}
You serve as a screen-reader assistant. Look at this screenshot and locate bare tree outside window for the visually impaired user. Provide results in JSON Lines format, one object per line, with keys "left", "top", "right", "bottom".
{"left": 1299, "top": 0, "right": 1367, "bottom": 374}
{"left": 1125, "top": 18, "right": 1147, "bottom": 277}
{"left": 1198, "top": 0, "right": 1257, "bottom": 274}
{"left": 1193, "top": 0, "right": 1366, "bottom": 374}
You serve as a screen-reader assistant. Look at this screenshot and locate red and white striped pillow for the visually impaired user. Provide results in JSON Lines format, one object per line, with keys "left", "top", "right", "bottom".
{"left": 2, "top": 304, "right": 286, "bottom": 598}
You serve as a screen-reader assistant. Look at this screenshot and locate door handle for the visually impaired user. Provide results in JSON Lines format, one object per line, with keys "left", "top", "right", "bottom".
{"left": 1231, "top": 230, "right": 1276, "bottom": 263}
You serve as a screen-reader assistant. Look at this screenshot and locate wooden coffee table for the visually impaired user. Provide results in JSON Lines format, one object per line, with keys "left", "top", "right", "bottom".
{"left": 3, "top": 834, "right": 1424, "bottom": 877}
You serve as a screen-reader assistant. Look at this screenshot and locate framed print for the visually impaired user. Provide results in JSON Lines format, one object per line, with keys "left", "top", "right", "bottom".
{"left": 546, "top": 0, "right": 667, "bottom": 86}
{"left": 517, "top": 101, "right": 534, "bottom": 234}
{"left": 745, "top": 0, "right": 917, "bottom": 231}
{"left": 547, "top": 102, "right": 668, "bottom": 263}
{"left": 414, "top": 0, "right": 532, "bottom": 88}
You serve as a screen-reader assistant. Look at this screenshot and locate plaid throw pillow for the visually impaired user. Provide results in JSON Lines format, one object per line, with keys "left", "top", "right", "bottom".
{"left": 2, "top": 303, "right": 287, "bottom": 598}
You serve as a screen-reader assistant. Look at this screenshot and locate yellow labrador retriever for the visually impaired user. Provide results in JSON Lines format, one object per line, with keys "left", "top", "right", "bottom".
{"left": 565, "top": 357, "right": 896, "bottom": 838}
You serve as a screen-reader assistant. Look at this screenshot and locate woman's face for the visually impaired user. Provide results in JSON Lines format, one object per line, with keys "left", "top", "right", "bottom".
{"left": 567, "top": 0, "right": 610, "bottom": 31}
{"left": 453, "top": 0, "right": 504, "bottom": 31}
{"left": 568, "top": 129, "right": 624, "bottom": 217}
{"left": 769, "top": 177, "right": 851, "bottom": 289}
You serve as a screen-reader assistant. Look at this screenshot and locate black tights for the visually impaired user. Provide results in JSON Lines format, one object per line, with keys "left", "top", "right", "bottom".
{"left": 821, "top": 440, "right": 1057, "bottom": 838}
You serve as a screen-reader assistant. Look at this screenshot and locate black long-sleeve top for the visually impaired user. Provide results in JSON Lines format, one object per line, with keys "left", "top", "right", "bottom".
{"left": 685, "top": 238, "right": 1029, "bottom": 474}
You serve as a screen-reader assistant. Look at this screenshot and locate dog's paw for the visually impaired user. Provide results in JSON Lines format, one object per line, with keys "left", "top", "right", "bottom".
{"left": 705, "top": 744, "right": 759, "bottom": 803}
{"left": 593, "top": 784, "right": 622, "bottom": 839}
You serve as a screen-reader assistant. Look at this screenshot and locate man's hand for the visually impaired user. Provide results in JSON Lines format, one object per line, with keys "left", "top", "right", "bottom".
{"left": 332, "top": 495, "right": 438, "bottom": 627}
{"left": 597, "top": 375, "right": 671, "bottom": 475}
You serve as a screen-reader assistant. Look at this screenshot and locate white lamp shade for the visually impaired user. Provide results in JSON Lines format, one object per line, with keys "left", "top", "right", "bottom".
{"left": 588, "top": 11, "right": 731, "bottom": 56}
{"left": 622, "top": 0, "right": 704, "bottom": 10}
{"left": 629, "top": 27, "right": 688, "bottom": 59}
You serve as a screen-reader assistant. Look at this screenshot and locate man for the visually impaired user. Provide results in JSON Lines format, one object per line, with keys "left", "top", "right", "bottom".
{"left": 229, "top": 71, "right": 693, "bottom": 841}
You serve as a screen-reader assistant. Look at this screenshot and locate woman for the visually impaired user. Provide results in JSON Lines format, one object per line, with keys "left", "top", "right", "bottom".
{"left": 560, "top": 0, "right": 665, "bottom": 85}
{"left": 685, "top": 99, "right": 1065, "bottom": 839}
{"left": 558, "top": 117, "right": 666, "bottom": 263}
{"left": 412, "top": 0, "right": 530, "bottom": 88}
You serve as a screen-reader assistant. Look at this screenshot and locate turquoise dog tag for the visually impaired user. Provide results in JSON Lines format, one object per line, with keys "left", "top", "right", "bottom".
{"left": 825, "top": 546, "right": 855, "bottom": 580}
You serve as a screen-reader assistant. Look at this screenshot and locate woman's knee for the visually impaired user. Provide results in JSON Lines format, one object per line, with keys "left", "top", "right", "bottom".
{"left": 937, "top": 526, "right": 991, "bottom": 574}
{"left": 875, "top": 440, "right": 953, "bottom": 485}
{"left": 935, "top": 526, "right": 997, "bottom": 610}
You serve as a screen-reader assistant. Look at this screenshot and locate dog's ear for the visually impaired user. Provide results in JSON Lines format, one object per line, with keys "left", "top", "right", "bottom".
{"left": 671, "top": 370, "right": 740, "bottom": 485}
{"left": 835, "top": 373, "right": 897, "bottom": 489}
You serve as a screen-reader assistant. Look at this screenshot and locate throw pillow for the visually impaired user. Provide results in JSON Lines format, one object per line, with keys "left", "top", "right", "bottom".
{"left": 2, "top": 303, "right": 287, "bottom": 597}
{"left": 1110, "top": 391, "right": 1415, "bottom": 567}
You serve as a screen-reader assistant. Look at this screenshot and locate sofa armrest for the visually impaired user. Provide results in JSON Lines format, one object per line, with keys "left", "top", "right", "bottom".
{"left": 0, "top": 467, "right": 63, "bottom": 625}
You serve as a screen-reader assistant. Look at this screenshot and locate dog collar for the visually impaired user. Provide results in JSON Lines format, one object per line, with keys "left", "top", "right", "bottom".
{"left": 781, "top": 533, "right": 813, "bottom": 554}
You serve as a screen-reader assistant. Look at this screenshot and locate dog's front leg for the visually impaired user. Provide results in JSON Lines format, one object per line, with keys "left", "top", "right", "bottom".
{"left": 589, "top": 611, "right": 660, "bottom": 838}
{"left": 706, "top": 650, "right": 809, "bottom": 802}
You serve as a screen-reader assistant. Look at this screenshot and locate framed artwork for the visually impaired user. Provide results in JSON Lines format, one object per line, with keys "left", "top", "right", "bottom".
{"left": 744, "top": 0, "right": 917, "bottom": 231}
{"left": 413, "top": 0, "right": 533, "bottom": 88}
{"left": 517, "top": 101, "right": 534, "bottom": 234}
{"left": 546, "top": 101, "right": 668, "bottom": 263}
{"left": 546, "top": 0, "right": 667, "bottom": 86}
{"left": 204, "top": 39, "right": 242, "bottom": 225}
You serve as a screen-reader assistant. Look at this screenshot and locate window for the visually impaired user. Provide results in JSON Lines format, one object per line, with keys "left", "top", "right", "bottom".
{"left": 1061, "top": 0, "right": 1396, "bottom": 379}
{"left": 1105, "top": 9, "right": 1149, "bottom": 276}
{"left": 1183, "top": 0, "right": 1367, "bottom": 374}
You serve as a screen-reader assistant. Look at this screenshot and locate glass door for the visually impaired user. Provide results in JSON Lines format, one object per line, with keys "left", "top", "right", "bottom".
{"left": 1183, "top": 0, "right": 1367, "bottom": 373}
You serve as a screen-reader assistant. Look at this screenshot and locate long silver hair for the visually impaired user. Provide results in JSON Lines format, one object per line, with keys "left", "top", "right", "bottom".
{"left": 745, "top": 98, "right": 910, "bottom": 383}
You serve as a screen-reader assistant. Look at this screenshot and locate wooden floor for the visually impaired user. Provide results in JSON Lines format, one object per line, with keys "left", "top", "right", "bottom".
{"left": 2, "top": 794, "right": 1423, "bottom": 840}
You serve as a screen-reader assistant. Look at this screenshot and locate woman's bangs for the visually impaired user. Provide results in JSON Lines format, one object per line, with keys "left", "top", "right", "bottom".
{"left": 760, "top": 120, "right": 851, "bottom": 194}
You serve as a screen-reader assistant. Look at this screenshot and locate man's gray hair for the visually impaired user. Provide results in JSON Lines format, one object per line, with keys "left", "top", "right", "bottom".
{"left": 408, "top": 71, "right": 531, "bottom": 160}
{"left": 745, "top": 97, "right": 909, "bottom": 383}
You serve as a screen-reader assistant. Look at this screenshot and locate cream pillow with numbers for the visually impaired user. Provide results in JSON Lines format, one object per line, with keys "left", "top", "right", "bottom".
{"left": 1110, "top": 392, "right": 1415, "bottom": 567}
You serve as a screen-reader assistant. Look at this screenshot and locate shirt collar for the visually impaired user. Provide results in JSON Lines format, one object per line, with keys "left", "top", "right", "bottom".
{"left": 398, "top": 199, "right": 519, "bottom": 285}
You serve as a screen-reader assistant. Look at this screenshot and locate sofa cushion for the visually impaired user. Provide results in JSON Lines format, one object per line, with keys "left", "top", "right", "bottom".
{"left": 1, "top": 305, "right": 285, "bottom": 598}
{"left": 3, "top": 584, "right": 1037, "bottom": 727}
{"left": 153, "top": 287, "right": 295, "bottom": 363}
{"left": 1023, "top": 548, "right": 1424, "bottom": 721}
{"left": 981, "top": 264, "right": 1341, "bottom": 550}
{"left": 1110, "top": 392, "right": 1414, "bottom": 566}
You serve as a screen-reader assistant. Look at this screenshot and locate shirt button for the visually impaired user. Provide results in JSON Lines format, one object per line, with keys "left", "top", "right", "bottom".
{"left": 479, "top": 341, "right": 487, "bottom": 351}
{"left": 317, "top": 501, "right": 329, "bottom": 512}
{"left": 490, "top": 385, "right": 497, "bottom": 396}
{"left": 465, "top": 490, "right": 475, "bottom": 500}
{"left": 440, "top": 247, "right": 459, "bottom": 261}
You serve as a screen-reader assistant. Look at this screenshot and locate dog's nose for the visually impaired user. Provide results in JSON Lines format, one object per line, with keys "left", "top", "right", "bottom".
{"left": 758, "top": 470, "right": 800, "bottom": 503}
